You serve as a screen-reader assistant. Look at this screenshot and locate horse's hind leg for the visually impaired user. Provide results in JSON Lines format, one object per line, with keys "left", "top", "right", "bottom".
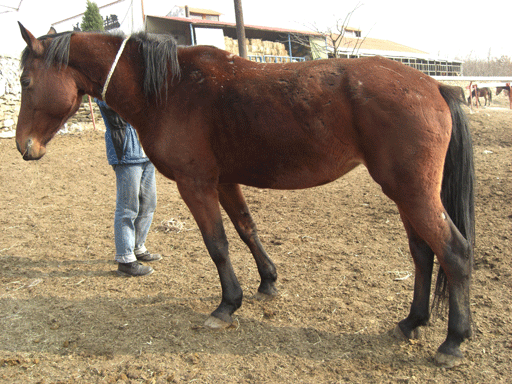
{"left": 393, "top": 214, "right": 435, "bottom": 340}
{"left": 218, "top": 183, "right": 278, "bottom": 298}
{"left": 396, "top": 200, "right": 472, "bottom": 367}
{"left": 434, "top": 217, "right": 473, "bottom": 367}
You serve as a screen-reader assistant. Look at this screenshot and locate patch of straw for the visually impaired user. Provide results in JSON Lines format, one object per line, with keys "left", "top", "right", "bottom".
{"left": 155, "top": 218, "right": 185, "bottom": 233}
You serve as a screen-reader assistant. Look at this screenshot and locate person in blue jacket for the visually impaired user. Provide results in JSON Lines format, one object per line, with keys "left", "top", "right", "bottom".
{"left": 96, "top": 99, "right": 161, "bottom": 276}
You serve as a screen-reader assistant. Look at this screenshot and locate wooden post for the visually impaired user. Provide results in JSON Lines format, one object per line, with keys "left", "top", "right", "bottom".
{"left": 233, "top": 0, "right": 247, "bottom": 59}
{"left": 508, "top": 82, "right": 512, "bottom": 110}
{"left": 88, "top": 96, "right": 97, "bottom": 130}
{"left": 469, "top": 81, "right": 473, "bottom": 112}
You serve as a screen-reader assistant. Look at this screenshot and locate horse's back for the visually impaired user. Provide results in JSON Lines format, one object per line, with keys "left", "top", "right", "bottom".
{"left": 172, "top": 50, "right": 452, "bottom": 193}
{"left": 183, "top": 50, "right": 364, "bottom": 188}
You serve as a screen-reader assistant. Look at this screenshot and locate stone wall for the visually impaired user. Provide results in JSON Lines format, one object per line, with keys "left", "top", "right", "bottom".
{"left": 0, "top": 56, "right": 21, "bottom": 136}
{"left": 0, "top": 55, "right": 103, "bottom": 138}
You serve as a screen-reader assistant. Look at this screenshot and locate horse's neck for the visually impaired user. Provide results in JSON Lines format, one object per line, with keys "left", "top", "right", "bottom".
{"left": 69, "top": 34, "right": 144, "bottom": 121}
{"left": 66, "top": 34, "right": 113, "bottom": 98}
{"left": 69, "top": 35, "right": 129, "bottom": 96}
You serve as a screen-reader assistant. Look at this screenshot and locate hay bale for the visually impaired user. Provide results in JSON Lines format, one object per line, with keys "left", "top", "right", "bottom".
{"left": 220, "top": 37, "right": 291, "bottom": 60}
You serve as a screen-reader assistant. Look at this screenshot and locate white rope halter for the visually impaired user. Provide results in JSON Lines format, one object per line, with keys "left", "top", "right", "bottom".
{"left": 101, "top": 35, "right": 131, "bottom": 101}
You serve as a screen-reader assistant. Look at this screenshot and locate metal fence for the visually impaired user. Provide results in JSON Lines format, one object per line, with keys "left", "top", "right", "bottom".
{"left": 248, "top": 55, "right": 306, "bottom": 63}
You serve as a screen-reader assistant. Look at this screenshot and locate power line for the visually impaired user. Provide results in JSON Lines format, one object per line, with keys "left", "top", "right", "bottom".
{"left": 0, "top": 0, "right": 24, "bottom": 13}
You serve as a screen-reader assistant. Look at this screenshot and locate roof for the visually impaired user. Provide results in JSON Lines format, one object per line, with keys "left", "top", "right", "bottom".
{"left": 337, "top": 36, "right": 428, "bottom": 55}
{"left": 146, "top": 15, "right": 321, "bottom": 36}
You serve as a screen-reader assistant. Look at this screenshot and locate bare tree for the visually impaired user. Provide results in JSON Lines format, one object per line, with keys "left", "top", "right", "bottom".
{"left": 290, "top": 2, "right": 366, "bottom": 59}
{"left": 462, "top": 54, "right": 512, "bottom": 76}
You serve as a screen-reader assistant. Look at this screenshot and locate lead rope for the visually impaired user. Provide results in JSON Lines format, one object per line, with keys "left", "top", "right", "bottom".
{"left": 101, "top": 35, "right": 131, "bottom": 102}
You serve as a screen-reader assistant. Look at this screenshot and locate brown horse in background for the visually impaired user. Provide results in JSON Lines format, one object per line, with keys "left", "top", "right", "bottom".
{"left": 15, "top": 24, "right": 475, "bottom": 368}
{"left": 468, "top": 87, "right": 492, "bottom": 106}
{"left": 496, "top": 85, "right": 510, "bottom": 96}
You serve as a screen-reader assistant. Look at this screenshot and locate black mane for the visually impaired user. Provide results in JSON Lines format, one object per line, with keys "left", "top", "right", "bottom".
{"left": 132, "top": 32, "right": 181, "bottom": 101}
{"left": 21, "top": 31, "right": 181, "bottom": 101}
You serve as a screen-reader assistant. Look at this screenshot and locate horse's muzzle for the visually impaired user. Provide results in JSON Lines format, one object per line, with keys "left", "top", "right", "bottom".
{"left": 17, "top": 138, "right": 45, "bottom": 160}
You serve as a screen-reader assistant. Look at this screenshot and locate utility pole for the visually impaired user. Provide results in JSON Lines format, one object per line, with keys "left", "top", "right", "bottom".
{"left": 233, "top": 0, "right": 247, "bottom": 58}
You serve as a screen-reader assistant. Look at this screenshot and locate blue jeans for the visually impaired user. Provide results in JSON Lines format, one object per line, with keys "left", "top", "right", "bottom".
{"left": 113, "top": 161, "right": 157, "bottom": 263}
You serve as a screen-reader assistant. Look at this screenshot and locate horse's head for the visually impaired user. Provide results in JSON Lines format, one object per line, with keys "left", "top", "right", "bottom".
{"left": 16, "top": 23, "right": 84, "bottom": 160}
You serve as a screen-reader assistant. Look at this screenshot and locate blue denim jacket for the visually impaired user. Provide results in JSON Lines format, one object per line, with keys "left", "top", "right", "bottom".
{"left": 96, "top": 99, "right": 148, "bottom": 165}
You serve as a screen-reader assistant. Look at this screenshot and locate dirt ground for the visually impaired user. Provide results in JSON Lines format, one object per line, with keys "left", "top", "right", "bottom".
{"left": 0, "top": 94, "right": 511, "bottom": 384}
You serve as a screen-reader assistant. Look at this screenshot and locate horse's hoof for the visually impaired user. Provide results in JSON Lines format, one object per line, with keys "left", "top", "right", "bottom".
{"left": 392, "top": 324, "right": 421, "bottom": 340}
{"left": 257, "top": 282, "right": 279, "bottom": 299}
{"left": 435, "top": 351, "right": 464, "bottom": 368}
{"left": 204, "top": 315, "right": 232, "bottom": 329}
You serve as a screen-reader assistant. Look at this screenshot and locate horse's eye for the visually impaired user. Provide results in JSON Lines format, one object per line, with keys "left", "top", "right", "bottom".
{"left": 20, "top": 77, "right": 31, "bottom": 88}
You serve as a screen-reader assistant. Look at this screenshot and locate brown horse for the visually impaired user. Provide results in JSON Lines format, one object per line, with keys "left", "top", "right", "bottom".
{"left": 496, "top": 85, "right": 510, "bottom": 96}
{"left": 16, "top": 24, "right": 475, "bottom": 368}
{"left": 468, "top": 87, "right": 492, "bottom": 106}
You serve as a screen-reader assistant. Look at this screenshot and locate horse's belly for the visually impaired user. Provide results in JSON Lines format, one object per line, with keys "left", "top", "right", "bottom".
{"left": 221, "top": 158, "right": 362, "bottom": 190}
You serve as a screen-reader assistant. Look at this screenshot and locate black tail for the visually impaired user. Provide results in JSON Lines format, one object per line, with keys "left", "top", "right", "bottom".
{"left": 434, "top": 84, "right": 475, "bottom": 311}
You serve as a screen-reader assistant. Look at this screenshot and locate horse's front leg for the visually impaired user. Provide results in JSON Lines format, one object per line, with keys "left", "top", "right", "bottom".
{"left": 217, "top": 183, "right": 278, "bottom": 299}
{"left": 176, "top": 179, "right": 243, "bottom": 329}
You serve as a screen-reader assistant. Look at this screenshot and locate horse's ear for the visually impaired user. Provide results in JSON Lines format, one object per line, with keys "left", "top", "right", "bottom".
{"left": 47, "top": 27, "right": 57, "bottom": 35}
{"left": 18, "top": 22, "right": 44, "bottom": 56}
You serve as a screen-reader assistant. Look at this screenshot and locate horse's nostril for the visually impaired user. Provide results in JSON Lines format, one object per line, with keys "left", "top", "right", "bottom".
{"left": 17, "top": 137, "right": 34, "bottom": 159}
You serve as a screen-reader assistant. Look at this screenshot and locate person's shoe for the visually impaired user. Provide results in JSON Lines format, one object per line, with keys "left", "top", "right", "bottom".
{"left": 117, "top": 261, "right": 154, "bottom": 277}
{"left": 135, "top": 251, "right": 162, "bottom": 262}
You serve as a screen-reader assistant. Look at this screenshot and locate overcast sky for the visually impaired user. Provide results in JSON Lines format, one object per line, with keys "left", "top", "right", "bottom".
{"left": 1, "top": 0, "right": 510, "bottom": 59}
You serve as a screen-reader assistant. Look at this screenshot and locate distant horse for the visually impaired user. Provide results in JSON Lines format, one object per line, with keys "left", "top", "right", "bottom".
{"left": 468, "top": 87, "right": 492, "bottom": 106}
{"left": 496, "top": 85, "right": 510, "bottom": 96}
{"left": 15, "top": 24, "right": 475, "bottom": 368}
